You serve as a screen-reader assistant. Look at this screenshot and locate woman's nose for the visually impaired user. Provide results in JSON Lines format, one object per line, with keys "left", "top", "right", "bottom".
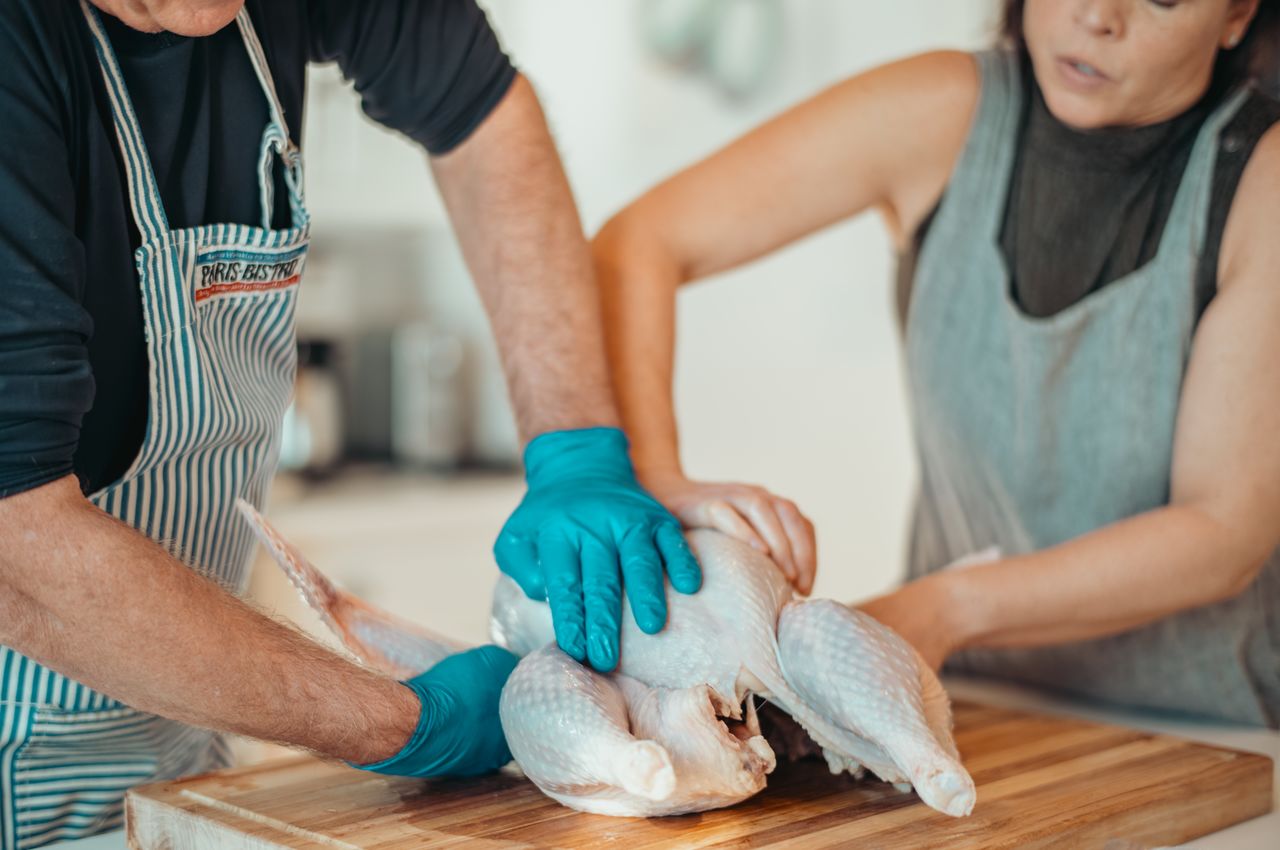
{"left": 1073, "top": 0, "right": 1126, "bottom": 39}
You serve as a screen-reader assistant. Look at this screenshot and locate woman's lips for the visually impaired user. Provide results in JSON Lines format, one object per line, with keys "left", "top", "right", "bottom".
{"left": 1054, "top": 56, "right": 1112, "bottom": 92}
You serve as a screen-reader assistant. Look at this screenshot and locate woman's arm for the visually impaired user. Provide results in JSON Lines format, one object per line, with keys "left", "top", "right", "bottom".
{"left": 862, "top": 126, "right": 1280, "bottom": 669}
{"left": 593, "top": 51, "right": 979, "bottom": 590}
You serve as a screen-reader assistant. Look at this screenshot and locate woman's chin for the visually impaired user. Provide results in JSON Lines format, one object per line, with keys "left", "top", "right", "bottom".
{"left": 1038, "top": 88, "right": 1123, "bottom": 131}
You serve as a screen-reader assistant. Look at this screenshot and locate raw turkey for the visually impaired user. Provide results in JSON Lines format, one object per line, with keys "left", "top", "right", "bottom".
{"left": 237, "top": 501, "right": 975, "bottom": 818}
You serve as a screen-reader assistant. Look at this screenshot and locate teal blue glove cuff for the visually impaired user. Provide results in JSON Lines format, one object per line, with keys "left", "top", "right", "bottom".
{"left": 523, "top": 426, "right": 635, "bottom": 484}
{"left": 354, "top": 646, "right": 517, "bottom": 779}
{"left": 354, "top": 679, "right": 443, "bottom": 775}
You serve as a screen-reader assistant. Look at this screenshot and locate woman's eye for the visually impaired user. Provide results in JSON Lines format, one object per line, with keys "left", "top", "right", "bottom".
{"left": 1148, "top": 0, "right": 1180, "bottom": 8}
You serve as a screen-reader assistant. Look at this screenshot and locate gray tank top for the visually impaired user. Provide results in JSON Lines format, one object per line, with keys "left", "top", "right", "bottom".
{"left": 903, "top": 50, "right": 1279, "bottom": 727}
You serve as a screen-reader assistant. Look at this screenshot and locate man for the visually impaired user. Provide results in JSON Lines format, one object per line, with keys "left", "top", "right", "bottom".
{"left": 0, "top": 1, "right": 700, "bottom": 847}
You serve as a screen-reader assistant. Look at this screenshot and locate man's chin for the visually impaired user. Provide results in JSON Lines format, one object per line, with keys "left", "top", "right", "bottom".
{"left": 152, "top": 2, "right": 245, "bottom": 37}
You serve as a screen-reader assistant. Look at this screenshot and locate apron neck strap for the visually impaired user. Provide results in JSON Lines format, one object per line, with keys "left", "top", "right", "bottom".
{"left": 234, "top": 10, "right": 291, "bottom": 144}
{"left": 235, "top": 9, "right": 306, "bottom": 230}
{"left": 78, "top": 1, "right": 306, "bottom": 240}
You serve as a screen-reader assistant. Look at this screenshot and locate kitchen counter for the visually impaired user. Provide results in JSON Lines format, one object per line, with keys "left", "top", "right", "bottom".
{"left": 50, "top": 675, "right": 1276, "bottom": 850}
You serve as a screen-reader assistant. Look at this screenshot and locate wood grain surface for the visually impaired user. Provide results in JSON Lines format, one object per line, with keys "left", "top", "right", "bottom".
{"left": 126, "top": 700, "right": 1274, "bottom": 849}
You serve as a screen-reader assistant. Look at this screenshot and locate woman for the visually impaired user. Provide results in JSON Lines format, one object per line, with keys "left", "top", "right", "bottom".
{"left": 594, "top": 0, "right": 1280, "bottom": 727}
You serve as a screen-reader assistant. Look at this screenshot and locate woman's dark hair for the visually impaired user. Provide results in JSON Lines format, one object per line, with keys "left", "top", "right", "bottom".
{"left": 999, "top": 0, "right": 1280, "bottom": 94}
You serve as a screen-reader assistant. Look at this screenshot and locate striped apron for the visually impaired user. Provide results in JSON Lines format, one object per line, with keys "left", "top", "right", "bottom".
{"left": 0, "top": 4, "right": 308, "bottom": 847}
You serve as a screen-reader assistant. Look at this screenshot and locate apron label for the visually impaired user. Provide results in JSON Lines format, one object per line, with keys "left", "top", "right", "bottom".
{"left": 195, "top": 247, "right": 305, "bottom": 303}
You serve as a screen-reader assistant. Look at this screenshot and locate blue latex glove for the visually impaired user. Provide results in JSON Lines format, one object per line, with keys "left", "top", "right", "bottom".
{"left": 494, "top": 427, "right": 702, "bottom": 672}
{"left": 356, "top": 645, "right": 519, "bottom": 778}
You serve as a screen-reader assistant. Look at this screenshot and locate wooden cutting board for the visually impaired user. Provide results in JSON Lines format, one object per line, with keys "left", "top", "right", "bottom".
{"left": 126, "top": 701, "right": 1273, "bottom": 849}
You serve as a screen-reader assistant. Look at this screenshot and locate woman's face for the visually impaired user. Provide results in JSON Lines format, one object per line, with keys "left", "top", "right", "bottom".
{"left": 1024, "top": 0, "right": 1260, "bottom": 128}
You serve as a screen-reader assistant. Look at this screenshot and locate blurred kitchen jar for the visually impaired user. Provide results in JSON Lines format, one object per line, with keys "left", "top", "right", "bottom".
{"left": 280, "top": 339, "right": 345, "bottom": 475}
{"left": 391, "top": 322, "right": 466, "bottom": 469}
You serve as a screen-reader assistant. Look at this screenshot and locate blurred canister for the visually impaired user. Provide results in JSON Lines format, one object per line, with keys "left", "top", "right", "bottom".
{"left": 279, "top": 339, "right": 345, "bottom": 475}
{"left": 390, "top": 321, "right": 466, "bottom": 469}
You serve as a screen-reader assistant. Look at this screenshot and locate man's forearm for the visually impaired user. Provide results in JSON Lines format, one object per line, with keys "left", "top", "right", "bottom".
{"left": 944, "top": 504, "right": 1266, "bottom": 652}
{"left": 0, "top": 476, "right": 417, "bottom": 765}
{"left": 431, "top": 75, "right": 618, "bottom": 439}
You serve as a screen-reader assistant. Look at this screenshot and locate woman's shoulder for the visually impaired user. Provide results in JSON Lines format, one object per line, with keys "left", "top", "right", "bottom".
{"left": 1232, "top": 114, "right": 1280, "bottom": 210}
{"left": 870, "top": 49, "right": 983, "bottom": 109}
{"left": 1218, "top": 105, "right": 1280, "bottom": 295}
{"left": 884, "top": 49, "right": 990, "bottom": 160}
{"left": 862, "top": 50, "right": 986, "bottom": 247}
{"left": 1224, "top": 90, "right": 1280, "bottom": 192}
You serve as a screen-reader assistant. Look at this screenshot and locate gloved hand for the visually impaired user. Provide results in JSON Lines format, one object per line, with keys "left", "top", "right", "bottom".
{"left": 356, "top": 645, "right": 519, "bottom": 778}
{"left": 495, "top": 427, "right": 702, "bottom": 672}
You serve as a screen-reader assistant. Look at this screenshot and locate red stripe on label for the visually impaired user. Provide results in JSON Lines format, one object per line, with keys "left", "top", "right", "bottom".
{"left": 194, "top": 275, "right": 301, "bottom": 303}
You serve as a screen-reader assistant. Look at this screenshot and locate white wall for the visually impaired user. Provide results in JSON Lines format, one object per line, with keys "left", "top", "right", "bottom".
{"left": 298, "top": 1, "right": 995, "bottom": 603}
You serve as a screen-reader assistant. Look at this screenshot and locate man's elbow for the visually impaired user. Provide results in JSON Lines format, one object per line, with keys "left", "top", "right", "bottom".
{"left": 0, "top": 474, "right": 87, "bottom": 577}
{"left": 0, "top": 479, "right": 79, "bottom": 649}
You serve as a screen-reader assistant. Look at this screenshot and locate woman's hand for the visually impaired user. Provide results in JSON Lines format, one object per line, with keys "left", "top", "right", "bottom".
{"left": 857, "top": 575, "right": 965, "bottom": 672}
{"left": 640, "top": 471, "right": 816, "bottom": 594}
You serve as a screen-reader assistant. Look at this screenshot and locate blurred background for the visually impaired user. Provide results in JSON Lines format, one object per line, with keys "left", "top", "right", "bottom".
{"left": 248, "top": 0, "right": 996, "bottom": 657}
